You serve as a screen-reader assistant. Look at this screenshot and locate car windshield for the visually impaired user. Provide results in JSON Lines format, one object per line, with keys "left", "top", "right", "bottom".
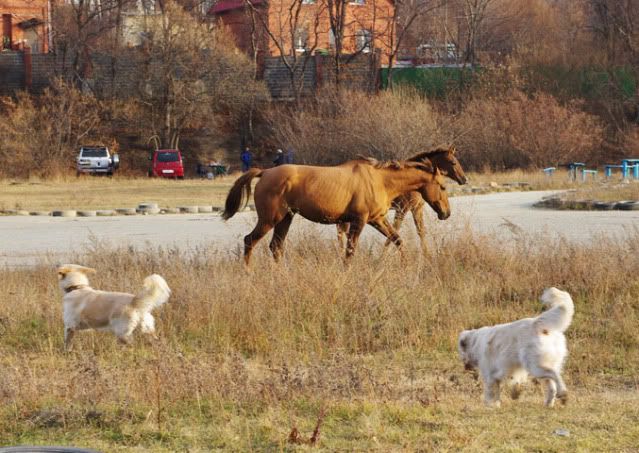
{"left": 157, "top": 152, "right": 180, "bottom": 162}
{"left": 82, "top": 148, "right": 108, "bottom": 158}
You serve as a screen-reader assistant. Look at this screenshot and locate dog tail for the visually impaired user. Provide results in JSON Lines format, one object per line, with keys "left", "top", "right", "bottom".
{"left": 131, "top": 274, "right": 171, "bottom": 314}
{"left": 534, "top": 287, "right": 574, "bottom": 333}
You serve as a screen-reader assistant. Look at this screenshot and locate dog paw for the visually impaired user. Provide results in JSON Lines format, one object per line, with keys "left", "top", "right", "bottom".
{"left": 557, "top": 391, "right": 568, "bottom": 405}
{"left": 510, "top": 384, "right": 523, "bottom": 400}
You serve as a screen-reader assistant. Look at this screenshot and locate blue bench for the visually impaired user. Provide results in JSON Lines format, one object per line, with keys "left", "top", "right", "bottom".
{"left": 567, "top": 162, "right": 586, "bottom": 181}
{"left": 604, "top": 164, "right": 624, "bottom": 178}
{"left": 543, "top": 167, "right": 556, "bottom": 177}
{"left": 622, "top": 159, "right": 639, "bottom": 179}
{"left": 582, "top": 169, "right": 598, "bottom": 181}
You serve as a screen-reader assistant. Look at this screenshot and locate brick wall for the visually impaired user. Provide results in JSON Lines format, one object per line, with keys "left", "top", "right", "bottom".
{"left": 263, "top": 52, "right": 379, "bottom": 99}
{"left": 0, "top": 50, "right": 379, "bottom": 99}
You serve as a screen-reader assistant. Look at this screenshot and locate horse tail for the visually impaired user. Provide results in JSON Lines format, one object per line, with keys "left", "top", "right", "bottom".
{"left": 222, "top": 168, "right": 263, "bottom": 220}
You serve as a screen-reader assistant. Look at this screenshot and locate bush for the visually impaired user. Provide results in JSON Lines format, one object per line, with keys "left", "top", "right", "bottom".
{"left": 268, "top": 89, "right": 451, "bottom": 165}
{"left": 455, "top": 91, "right": 604, "bottom": 169}
{"left": 0, "top": 80, "right": 108, "bottom": 177}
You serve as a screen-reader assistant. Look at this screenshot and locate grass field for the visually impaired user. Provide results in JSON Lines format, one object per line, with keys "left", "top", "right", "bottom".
{"left": 0, "top": 169, "right": 587, "bottom": 212}
{"left": 1, "top": 229, "right": 638, "bottom": 451}
{"left": 0, "top": 176, "right": 236, "bottom": 212}
{"left": 562, "top": 182, "right": 639, "bottom": 202}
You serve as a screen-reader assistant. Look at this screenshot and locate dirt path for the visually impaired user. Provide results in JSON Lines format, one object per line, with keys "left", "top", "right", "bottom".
{"left": 1, "top": 191, "right": 638, "bottom": 267}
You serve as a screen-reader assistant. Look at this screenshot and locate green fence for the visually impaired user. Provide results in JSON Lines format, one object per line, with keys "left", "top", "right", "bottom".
{"left": 380, "top": 65, "right": 637, "bottom": 101}
{"left": 379, "top": 66, "right": 473, "bottom": 98}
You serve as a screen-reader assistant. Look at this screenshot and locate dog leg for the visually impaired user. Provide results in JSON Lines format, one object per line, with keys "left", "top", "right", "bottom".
{"left": 543, "top": 379, "right": 557, "bottom": 407}
{"left": 510, "top": 382, "right": 524, "bottom": 400}
{"left": 64, "top": 328, "right": 75, "bottom": 351}
{"left": 529, "top": 365, "right": 568, "bottom": 405}
{"left": 483, "top": 379, "right": 501, "bottom": 407}
{"left": 141, "top": 313, "right": 158, "bottom": 340}
{"left": 117, "top": 335, "right": 133, "bottom": 345}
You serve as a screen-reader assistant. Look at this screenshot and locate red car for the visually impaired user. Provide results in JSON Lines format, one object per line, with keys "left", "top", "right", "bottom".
{"left": 149, "top": 149, "right": 184, "bottom": 179}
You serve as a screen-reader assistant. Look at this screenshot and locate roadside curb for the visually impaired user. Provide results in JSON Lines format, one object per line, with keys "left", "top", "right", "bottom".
{"left": 534, "top": 196, "right": 639, "bottom": 211}
{"left": 52, "top": 210, "right": 77, "bottom": 217}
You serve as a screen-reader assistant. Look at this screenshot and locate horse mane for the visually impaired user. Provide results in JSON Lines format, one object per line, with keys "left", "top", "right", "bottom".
{"left": 355, "top": 155, "right": 402, "bottom": 169}
{"left": 356, "top": 155, "right": 435, "bottom": 173}
{"left": 407, "top": 145, "right": 454, "bottom": 162}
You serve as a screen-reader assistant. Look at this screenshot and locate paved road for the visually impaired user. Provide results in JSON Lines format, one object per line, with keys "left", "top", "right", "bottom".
{"left": 1, "top": 191, "right": 638, "bottom": 267}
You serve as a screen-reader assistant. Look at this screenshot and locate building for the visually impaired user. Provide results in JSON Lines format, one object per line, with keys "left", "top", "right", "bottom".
{"left": 1, "top": 0, "right": 51, "bottom": 53}
{"left": 209, "top": 0, "right": 395, "bottom": 60}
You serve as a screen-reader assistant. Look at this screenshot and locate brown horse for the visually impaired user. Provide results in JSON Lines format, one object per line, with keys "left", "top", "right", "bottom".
{"left": 337, "top": 145, "right": 467, "bottom": 249}
{"left": 222, "top": 158, "right": 450, "bottom": 265}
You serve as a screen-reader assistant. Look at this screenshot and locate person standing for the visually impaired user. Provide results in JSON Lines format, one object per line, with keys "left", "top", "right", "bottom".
{"left": 273, "top": 149, "right": 285, "bottom": 166}
{"left": 241, "top": 147, "right": 252, "bottom": 172}
{"left": 286, "top": 147, "right": 295, "bottom": 164}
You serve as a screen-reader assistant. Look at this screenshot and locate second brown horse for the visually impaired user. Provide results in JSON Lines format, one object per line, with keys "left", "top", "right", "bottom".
{"left": 222, "top": 157, "right": 450, "bottom": 265}
{"left": 337, "top": 146, "right": 467, "bottom": 250}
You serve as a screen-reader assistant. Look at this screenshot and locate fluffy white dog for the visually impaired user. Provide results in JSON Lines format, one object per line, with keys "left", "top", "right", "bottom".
{"left": 458, "top": 287, "right": 574, "bottom": 407}
{"left": 57, "top": 264, "right": 171, "bottom": 350}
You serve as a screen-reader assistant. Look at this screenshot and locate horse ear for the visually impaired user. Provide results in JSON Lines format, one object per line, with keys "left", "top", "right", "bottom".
{"left": 449, "top": 144, "right": 456, "bottom": 155}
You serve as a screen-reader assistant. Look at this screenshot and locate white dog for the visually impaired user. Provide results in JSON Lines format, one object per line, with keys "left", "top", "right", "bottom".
{"left": 57, "top": 264, "right": 171, "bottom": 350}
{"left": 458, "top": 287, "right": 574, "bottom": 407}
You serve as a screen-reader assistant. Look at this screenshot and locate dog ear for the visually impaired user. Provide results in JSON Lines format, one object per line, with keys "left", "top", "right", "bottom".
{"left": 459, "top": 331, "right": 468, "bottom": 349}
{"left": 56, "top": 265, "right": 73, "bottom": 276}
{"left": 57, "top": 264, "right": 96, "bottom": 275}
{"left": 78, "top": 266, "right": 97, "bottom": 275}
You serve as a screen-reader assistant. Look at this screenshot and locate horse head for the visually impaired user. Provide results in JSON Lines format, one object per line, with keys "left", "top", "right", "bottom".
{"left": 408, "top": 145, "right": 468, "bottom": 185}
{"left": 414, "top": 161, "right": 451, "bottom": 220}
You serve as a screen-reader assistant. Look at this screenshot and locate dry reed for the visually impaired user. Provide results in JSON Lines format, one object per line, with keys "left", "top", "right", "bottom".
{"left": 0, "top": 228, "right": 638, "bottom": 450}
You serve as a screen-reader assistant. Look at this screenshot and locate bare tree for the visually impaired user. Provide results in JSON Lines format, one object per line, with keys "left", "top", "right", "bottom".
{"left": 375, "top": 0, "right": 447, "bottom": 88}
{"left": 53, "top": 0, "right": 135, "bottom": 86}
{"left": 244, "top": 0, "right": 325, "bottom": 104}
{"left": 139, "top": 0, "right": 266, "bottom": 149}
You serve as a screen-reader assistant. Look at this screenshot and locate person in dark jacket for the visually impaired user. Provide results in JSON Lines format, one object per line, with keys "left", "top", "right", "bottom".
{"left": 273, "top": 149, "right": 285, "bottom": 166}
{"left": 240, "top": 147, "right": 252, "bottom": 172}
{"left": 286, "top": 147, "right": 295, "bottom": 164}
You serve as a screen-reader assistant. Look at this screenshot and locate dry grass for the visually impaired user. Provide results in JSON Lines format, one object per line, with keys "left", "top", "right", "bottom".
{"left": 465, "top": 168, "right": 580, "bottom": 189}
{"left": 1, "top": 229, "right": 638, "bottom": 450}
{"left": 562, "top": 181, "right": 639, "bottom": 202}
{"left": 0, "top": 176, "right": 237, "bottom": 211}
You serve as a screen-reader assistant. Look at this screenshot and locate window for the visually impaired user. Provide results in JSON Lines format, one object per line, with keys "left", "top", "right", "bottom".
{"left": 156, "top": 152, "right": 180, "bottom": 163}
{"left": 81, "top": 148, "right": 108, "bottom": 158}
{"left": 294, "top": 28, "right": 308, "bottom": 52}
{"left": 301, "top": 0, "right": 316, "bottom": 4}
{"left": 349, "top": 0, "right": 365, "bottom": 4}
{"left": 355, "top": 29, "right": 372, "bottom": 53}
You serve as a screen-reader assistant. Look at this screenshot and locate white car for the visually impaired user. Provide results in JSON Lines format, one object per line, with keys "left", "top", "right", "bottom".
{"left": 76, "top": 146, "right": 120, "bottom": 176}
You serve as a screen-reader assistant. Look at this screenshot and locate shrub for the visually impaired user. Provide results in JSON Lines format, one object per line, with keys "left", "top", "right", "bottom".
{"left": 0, "top": 80, "right": 105, "bottom": 177}
{"left": 268, "top": 89, "right": 451, "bottom": 165}
{"left": 455, "top": 90, "right": 604, "bottom": 169}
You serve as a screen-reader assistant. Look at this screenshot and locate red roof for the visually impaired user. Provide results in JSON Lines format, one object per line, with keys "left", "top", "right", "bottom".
{"left": 209, "top": 0, "right": 263, "bottom": 15}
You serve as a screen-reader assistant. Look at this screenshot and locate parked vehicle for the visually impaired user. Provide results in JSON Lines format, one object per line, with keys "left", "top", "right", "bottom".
{"left": 149, "top": 149, "right": 184, "bottom": 179}
{"left": 76, "top": 146, "right": 119, "bottom": 176}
